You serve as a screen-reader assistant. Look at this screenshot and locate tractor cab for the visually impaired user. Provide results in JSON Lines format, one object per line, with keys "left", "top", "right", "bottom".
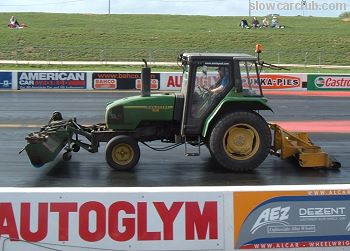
{"left": 178, "top": 53, "right": 269, "bottom": 137}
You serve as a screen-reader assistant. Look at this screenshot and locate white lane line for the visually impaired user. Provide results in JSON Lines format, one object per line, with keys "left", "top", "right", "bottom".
{"left": 0, "top": 124, "right": 42, "bottom": 128}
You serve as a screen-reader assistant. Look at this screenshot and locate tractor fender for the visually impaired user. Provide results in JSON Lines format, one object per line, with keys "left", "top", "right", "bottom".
{"left": 201, "top": 99, "right": 273, "bottom": 137}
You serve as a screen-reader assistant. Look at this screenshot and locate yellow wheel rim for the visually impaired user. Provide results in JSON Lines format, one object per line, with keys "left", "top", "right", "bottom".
{"left": 111, "top": 143, "right": 134, "bottom": 166}
{"left": 223, "top": 123, "right": 260, "bottom": 160}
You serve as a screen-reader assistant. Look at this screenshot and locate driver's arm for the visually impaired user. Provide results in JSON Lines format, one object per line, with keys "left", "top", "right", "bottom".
{"left": 210, "top": 85, "right": 224, "bottom": 94}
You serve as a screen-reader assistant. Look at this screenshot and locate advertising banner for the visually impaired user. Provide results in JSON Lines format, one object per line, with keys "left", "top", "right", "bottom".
{"left": 234, "top": 190, "right": 350, "bottom": 249}
{"left": 308, "top": 75, "right": 350, "bottom": 91}
{"left": 247, "top": 74, "right": 304, "bottom": 90}
{"left": 18, "top": 72, "right": 86, "bottom": 89}
{"left": 160, "top": 73, "right": 183, "bottom": 91}
{"left": 160, "top": 73, "right": 305, "bottom": 91}
{"left": 0, "top": 72, "right": 13, "bottom": 89}
{"left": 0, "top": 191, "right": 224, "bottom": 251}
{"left": 92, "top": 72, "right": 160, "bottom": 90}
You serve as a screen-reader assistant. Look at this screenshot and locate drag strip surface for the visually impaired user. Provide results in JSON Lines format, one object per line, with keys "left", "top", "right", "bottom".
{"left": 0, "top": 91, "right": 349, "bottom": 187}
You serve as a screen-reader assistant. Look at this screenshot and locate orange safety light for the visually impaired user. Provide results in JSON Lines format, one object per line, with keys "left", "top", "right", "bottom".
{"left": 255, "top": 44, "right": 263, "bottom": 53}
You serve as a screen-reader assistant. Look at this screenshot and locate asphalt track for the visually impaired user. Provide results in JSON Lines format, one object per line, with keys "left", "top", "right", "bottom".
{"left": 0, "top": 90, "right": 349, "bottom": 187}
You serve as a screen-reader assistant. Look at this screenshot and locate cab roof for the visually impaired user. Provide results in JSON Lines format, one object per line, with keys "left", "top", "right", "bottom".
{"left": 181, "top": 53, "right": 257, "bottom": 63}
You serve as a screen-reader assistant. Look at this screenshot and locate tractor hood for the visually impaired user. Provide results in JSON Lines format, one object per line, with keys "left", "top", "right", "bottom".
{"left": 105, "top": 93, "right": 176, "bottom": 130}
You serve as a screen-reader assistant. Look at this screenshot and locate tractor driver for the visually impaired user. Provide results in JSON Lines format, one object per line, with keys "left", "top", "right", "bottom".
{"left": 210, "top": 66, "right": 229, "bottom": 94}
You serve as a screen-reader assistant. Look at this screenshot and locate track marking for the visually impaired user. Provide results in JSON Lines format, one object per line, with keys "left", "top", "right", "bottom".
{"left": 272, "top": 121, "right": 350, "bottom": 133}
{"left": 265, "top": 91, "right": 350, "bottom": 97}
{"left": 2, "top": 121, "right": 350, "bottom": 133}
{"left": 0, "top": 124, "right": 42, "bottom": 128}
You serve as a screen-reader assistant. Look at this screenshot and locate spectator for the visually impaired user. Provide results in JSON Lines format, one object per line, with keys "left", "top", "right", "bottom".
{"left": 9, "top": 16, "right": 20, "bottom": 28}
{"left": 239, "top": 19, "right": 250, "bottom": 29}
{"left": 271, "top": 16, "right": 285, "bottom": 28}
{"left": 262, "top": 17, "right": 270, "bottom": 28}
{"left": 252, "top": 17, "right": 260, "bottom": 28}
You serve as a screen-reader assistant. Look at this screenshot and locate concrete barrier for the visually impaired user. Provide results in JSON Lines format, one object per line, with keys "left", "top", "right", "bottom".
{"left": 1, "top": 70, "right": 349, "bottom": 92}
{"left": 1, "top": 185, "right": 350, "bottom": 250}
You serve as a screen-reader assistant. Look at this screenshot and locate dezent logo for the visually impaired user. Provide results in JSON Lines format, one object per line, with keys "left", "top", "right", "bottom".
{"left": 250, "top": 206, "right": 290, "bottom": 234}
{"left": 315, "top": 77, "right": 325, "bottom": 88}
{"left": 299, "top": 207, "right": 346, "bottom": 217}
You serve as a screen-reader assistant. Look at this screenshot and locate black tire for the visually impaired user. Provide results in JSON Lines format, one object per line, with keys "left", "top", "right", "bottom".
{"left": 209, "top": 111, "right": 271, "bottom": 172}
{"left": 72, "top": 144, "right": 80, "bottom": 153}
{"left": 62, "top": 151, "right": 72, "bottom": 161}
{"left": 105, "top": 135, "right": 140, "bottom": 171}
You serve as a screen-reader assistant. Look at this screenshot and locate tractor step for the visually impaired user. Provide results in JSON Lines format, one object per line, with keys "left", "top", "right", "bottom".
{"left": 184, "top": 136, "right": 201, "bottom": 156}
{"left": 269, "top": 123, "right": 341, "bottom": 169}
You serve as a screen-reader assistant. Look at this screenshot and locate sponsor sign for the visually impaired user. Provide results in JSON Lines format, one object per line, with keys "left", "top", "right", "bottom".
{"left": 93, "top": 73, "right": 160, "bottom": 90}
{"left": 160, "top": 73, "right": 184, "bottom": 91}
{"left": 94, "top": 79, "right": 117, "bottom": 90}
{"left": 308, "top": 75, "right": 350, "bottom": 91}
{"left": 18, "top": 72, "right": 86, "bottom": 89}
{"left": 160, "top": 73, "right": 304, "bottom": 91}
{"left": 234, "top": 190, "right": 350, "bottom": 249}
{"left": 245, "top": 74, "right": 303, "bottom": 90}
{"left": 160, "top": 72, "right": 226, "bottom": 91}
{"left": 135, "top": 78, "right": 159, "bottom": 90}
{"left": 0, "top": 192, "right": 223, "bottom": 250}
{"left": 0, "top": 72, "right": 13, "bottom": 89}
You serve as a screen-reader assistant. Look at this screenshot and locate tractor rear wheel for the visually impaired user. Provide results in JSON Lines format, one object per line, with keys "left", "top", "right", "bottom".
{"left": 105, "top": 135, "right": 140, "bottom": 171}
{"left": 209, "top": 111, "right": 271, "bottom": 172}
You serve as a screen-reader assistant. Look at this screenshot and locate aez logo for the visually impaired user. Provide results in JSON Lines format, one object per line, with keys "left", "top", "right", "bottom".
{"left": 250, "top": 206, "right": 290, "bottom": 234}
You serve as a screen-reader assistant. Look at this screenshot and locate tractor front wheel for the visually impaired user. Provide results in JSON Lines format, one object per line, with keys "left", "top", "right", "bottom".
{"left": 209, "top": 111, "right": 271, "bottom": 172}
{"left": 105, "top": 135, "right": 140, "bottom": 171}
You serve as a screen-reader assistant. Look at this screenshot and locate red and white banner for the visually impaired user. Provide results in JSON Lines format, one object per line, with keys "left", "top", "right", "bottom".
{"left": 94, "top": 79, "right": 117, "bottom": 90}
{"left": 160, "top": 73, "right": 183, "bottom": 91}
{"left": 0, "top": 191, "right": 224, "bottom": 250}
{"left": 160, "top": 73, "right": 306, "bottom": 91}
{"left": 251, "top": 74, "right": 305, "bottom": 90}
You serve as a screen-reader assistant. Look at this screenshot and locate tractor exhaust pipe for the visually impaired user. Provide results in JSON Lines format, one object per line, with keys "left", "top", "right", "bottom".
{"left": 141, "top": 59, "right": 151, "bottom": 97}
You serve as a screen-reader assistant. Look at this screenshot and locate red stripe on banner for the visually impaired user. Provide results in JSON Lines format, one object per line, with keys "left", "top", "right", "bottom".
{"left": 265, "top": 91, "right": 350, "bottom": 97}
{"left": 272, "top": 121, "right": 350, "bottom": 133}
{"left": 66, "top": 80, "right": 85, "bottom": 86}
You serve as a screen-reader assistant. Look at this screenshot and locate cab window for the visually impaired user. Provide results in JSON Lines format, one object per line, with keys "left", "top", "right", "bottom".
{"left": 240, "top": 61, "right": 262, "bottom": 96}
{"left": 190, "top": 65, "right": 230, "bottom": 118}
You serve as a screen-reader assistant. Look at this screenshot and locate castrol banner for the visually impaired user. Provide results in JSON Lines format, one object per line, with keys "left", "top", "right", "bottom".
{"left": 0, "top": 190, "right": 224, "bottom": 251}
{"left": 234, "top": 190, "right": 350, "bottom": 249}
{"left": 308, "top": 75, "right": 350, "bottom": 91}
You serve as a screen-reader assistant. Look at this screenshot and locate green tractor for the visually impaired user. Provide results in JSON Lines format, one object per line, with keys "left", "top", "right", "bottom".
{"left": 23, "top": 52, "right": 340, "bottom": 171}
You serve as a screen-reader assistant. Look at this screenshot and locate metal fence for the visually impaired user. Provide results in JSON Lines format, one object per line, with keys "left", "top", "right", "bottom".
{"left": 0, "top": 45, "right": 349, "bottom": 66}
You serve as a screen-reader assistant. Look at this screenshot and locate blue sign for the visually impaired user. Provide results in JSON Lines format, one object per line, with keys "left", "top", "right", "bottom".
{"left": 0, "top": 72, "right": 12, "bottom": 89}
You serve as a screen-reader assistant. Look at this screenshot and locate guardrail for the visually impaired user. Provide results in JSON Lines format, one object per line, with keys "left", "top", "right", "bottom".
{"left": 1, "top": 70, "right": 350, "bottom": 91}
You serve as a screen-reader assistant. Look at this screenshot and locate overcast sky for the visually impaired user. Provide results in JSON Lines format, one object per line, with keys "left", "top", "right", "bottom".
{"left": 1, "top": 0, "right": 349, "bottom": 17}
